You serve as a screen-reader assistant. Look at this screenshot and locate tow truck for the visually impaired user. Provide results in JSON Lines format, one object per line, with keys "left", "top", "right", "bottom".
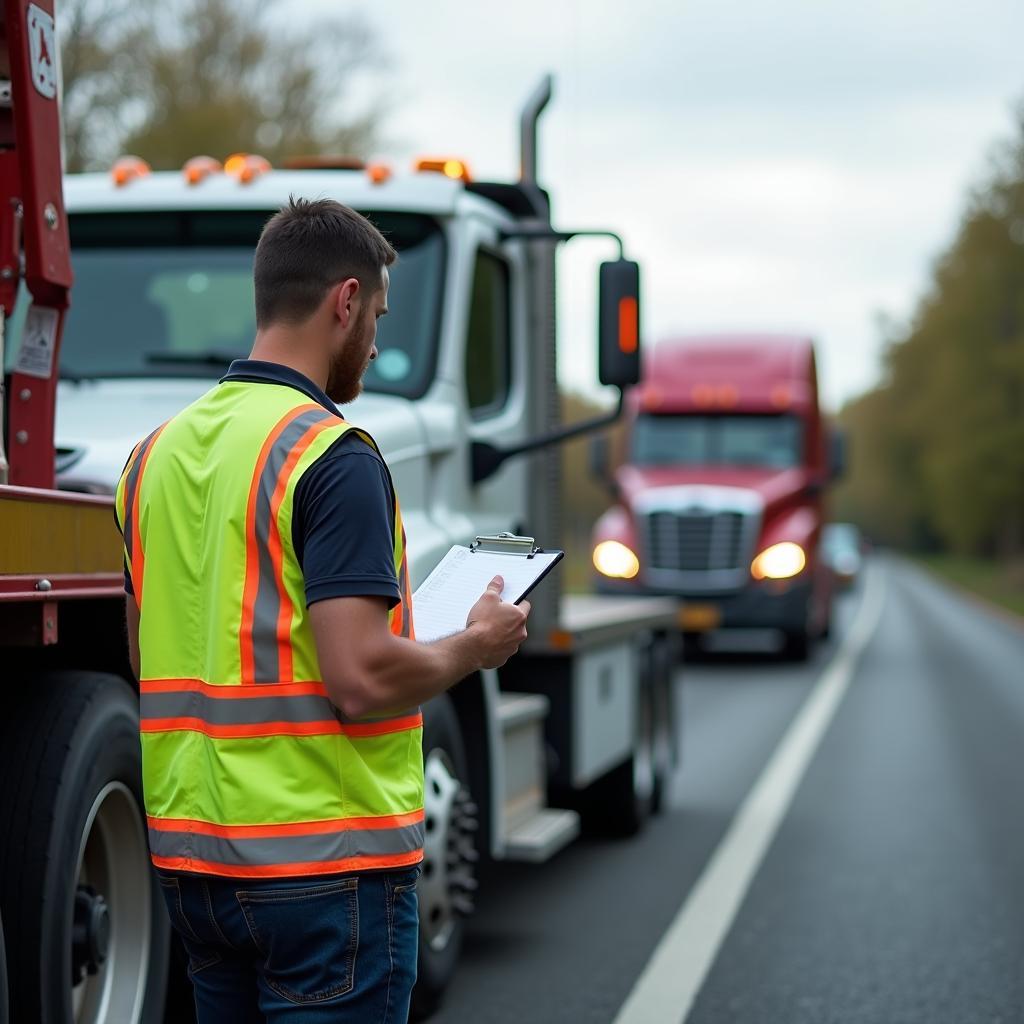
{"left": 0, "top": 8, "right": 680, "bottom": 1015}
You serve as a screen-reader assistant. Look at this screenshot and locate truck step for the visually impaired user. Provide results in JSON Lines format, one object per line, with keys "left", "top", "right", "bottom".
{"left": 504, "top": 807, "right": 580, "bottom": 863}
{"left": 498, "top": 693, "right": 549, "bottom": 835}
{"left": 497, "top": 692, "right": 548, "bottom": 729}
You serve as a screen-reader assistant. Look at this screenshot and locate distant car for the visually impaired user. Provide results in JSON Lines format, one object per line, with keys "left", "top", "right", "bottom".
{"left": 822, "top": 522, "right": 864, "bottom": 587}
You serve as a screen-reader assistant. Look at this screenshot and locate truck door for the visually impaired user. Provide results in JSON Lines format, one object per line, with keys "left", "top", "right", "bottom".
{"left": 461, "top": 225, "right": 529, "bottom": 539}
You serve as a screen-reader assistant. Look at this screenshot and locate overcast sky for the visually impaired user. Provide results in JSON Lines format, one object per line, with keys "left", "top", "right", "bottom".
{"left": 314, "top": 0, "right": 1024, "bottom": 412}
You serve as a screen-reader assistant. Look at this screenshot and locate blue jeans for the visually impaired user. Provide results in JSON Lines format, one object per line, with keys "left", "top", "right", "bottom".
{"left": 157, "top": 867, "right": 419, "bottom": 1023}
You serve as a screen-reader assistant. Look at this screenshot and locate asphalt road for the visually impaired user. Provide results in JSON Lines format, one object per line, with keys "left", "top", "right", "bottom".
{"left": 427, "top": 556, "right": 1024, "bottom": 1024}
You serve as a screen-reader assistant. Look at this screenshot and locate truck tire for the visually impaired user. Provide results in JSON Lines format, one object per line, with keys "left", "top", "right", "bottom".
{"left": 0, "top": 671, "right": 170, "bottom": 1024}
{"left": 0, "top": 912, "right": 8, "bottom": 1024}
{"left": 412, "top": 695, "right": 478, "bottom": 1019}
{"left": 782, "top": 628, "right": 811, "bottom": 662}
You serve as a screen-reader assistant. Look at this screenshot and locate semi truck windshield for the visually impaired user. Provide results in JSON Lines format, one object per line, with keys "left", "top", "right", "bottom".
{"left": 632, "top": 414, "right": 803, "bottom": 468}
{"left": 2, "top": 210, "right": 445, "bottom": 400}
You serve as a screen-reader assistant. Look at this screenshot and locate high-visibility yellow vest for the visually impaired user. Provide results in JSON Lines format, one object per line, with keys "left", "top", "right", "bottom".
{"left": 115, "top": 381, "right": 422, "bottom": 878}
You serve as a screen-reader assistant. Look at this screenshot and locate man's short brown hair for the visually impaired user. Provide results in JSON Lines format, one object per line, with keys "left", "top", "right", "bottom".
{"left": 253, "top": 197, "right": 397, "bottom": 328}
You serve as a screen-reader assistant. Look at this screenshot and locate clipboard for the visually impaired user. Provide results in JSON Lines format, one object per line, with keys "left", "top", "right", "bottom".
{"left": 412, "top": 533, "right": 564, "bottom": 644}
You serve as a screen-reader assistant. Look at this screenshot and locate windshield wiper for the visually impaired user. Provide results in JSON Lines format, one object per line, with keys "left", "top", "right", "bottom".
{"left": 145, "top": 350, "right": 246, "bottom": 366}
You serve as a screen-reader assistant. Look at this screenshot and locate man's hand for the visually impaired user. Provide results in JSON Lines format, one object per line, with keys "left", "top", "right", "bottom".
{"left": 465, "top": 575, "right": 530, "bottom": 668}
{"left": 311, "top": 578, "right": 531, "bottom": 719}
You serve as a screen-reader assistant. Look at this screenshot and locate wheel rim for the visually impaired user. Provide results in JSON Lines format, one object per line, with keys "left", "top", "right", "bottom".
{"left": 70, "top": 781, "right": 151, "bottom": 1024}
{"left": 419, "top": 748, "right": 477, "bottom": 953}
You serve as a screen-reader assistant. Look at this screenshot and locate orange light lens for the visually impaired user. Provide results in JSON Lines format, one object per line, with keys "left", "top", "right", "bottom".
{"left": 692, "top": 383, "right": 714, "bottom": 407}
{"left": 367, "top": 162, "right": 392, "bottom": 185}
{"left": 618, "top": 296, "right": 638, "bottom": 354}
{"left": 183, "top": 155, "right": 223, "bottom": 186}
{"left": 718, "top": 384, "right": 738, "bottom": 407}
{"left": 111, "top": 156, "right": 151, "bottom": 187}
{"left": 224, "top": 153, "right": 271, "bottom": 183}
{"left": 415, "top": 157, "right": 472, "bottom": 183}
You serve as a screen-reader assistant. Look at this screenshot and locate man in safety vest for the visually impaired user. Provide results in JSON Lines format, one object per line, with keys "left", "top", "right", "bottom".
{"left": 115, "top": 197, "right": 529, "bottom": 1022}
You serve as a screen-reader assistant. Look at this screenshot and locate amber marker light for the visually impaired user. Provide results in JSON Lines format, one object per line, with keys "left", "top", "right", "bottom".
{"left": 618, "top": 296, "right": 638, "bottom": 354}
{"left": 111, "top": 156, "right": 151, "bottom": 187}
{"left": 718, "top": 384, "right": 738, "bottom": 407}
{"left": 367, "top": 162, "right": 392, "bottom": 185}
{"left": 225, "top": 153, "right": 271, "bottom": 184}
{"left": 415, "top": 157, "right": 472, "bottom": 183}
{"left": 643, "top": 387, "right": 663, "bottom": 410}
{"left": 593, "top": 540, "right": 640, "bottom": 580}
{"left": 183, "top": 156, "right": 223, "bottom": 186}
{"left": 751, "top": 542, "right": 806, "bottom": 581}
{"left": 692, "top": 383, "right": 714, "bottom": 407}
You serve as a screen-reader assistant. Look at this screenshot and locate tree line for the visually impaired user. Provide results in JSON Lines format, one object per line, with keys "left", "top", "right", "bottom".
{"left": 833, "top": 106, "right": 1024, "bottom": 561}
{"left": 59, "top": 0, "right": 384, "bottom": 172}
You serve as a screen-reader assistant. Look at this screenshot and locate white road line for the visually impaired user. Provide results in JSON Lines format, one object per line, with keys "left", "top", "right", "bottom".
{"left": 613, "top": 567, "right": 888, "bottom": 1024}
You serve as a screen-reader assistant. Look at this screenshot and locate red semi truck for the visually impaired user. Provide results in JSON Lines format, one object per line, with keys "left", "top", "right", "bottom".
{"left": 590, "top": 333, "right": 841, "bottom": 659}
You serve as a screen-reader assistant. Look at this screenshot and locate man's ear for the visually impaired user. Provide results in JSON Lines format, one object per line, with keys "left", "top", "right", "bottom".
{"left": 334, "top": 277, "right": 361, "bottom": 329}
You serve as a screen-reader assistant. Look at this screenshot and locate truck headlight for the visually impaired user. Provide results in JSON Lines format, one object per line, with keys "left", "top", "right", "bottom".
{"left": 751, "top": 542, "right": 806, "bottom": 580}
{"left": 593, "top": 540, "right": 640, "bottom": 579}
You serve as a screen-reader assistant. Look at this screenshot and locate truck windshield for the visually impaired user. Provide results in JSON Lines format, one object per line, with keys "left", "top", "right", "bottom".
{"left": 632, "top": 414, "right": 803, "bottom": 468}
{"left": 2, "top": 210, "right": 445, "bottom": 399}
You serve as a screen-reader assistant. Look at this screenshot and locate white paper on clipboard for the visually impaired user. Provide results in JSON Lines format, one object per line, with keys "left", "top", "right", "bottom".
{"left": 412, "top": 543, "right": 562, "bottom": 644}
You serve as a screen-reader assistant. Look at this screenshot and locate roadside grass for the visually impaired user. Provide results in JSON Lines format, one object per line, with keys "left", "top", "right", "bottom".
{"left": 917, "top": 554, "right": 1024, "bottom": 620}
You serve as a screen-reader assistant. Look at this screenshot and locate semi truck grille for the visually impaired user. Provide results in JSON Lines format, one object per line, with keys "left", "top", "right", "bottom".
{"left": 643, "top": 510, "right": 747, "bottom": 573}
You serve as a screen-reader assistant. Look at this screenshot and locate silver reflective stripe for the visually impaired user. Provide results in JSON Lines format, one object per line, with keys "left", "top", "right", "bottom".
{"left": 251, "top": 409, "right": 334, "bottom": 683}
{"left": 141, "top": 690, "right": 336, "bottom": 725}
{"left": 140, "top": 688, "right": 421, "bottom": 729}
{"left": 333, "top": 705, "right": 422, "bottom": 726}
{"left": 397, "top": 557, "right": 412, "bottom": 638}
{"left": 148, "top": 819, "right": 425, "bottom": 866}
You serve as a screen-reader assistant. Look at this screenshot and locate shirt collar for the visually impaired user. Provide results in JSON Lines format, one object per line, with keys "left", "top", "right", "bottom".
{"left": 221, "top": 359, "right": 341, "bottom": 416}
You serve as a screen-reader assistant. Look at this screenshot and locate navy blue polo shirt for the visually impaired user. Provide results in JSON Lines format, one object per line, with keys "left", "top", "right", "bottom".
{"left": 122, "top": 360, "right": 401, "bottom": 609}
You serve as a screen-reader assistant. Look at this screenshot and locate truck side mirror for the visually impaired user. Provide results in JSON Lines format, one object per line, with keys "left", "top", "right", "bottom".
{"left": 829, "top": 429, "right": 847, "bottom": 482}
{"left": 598, "top": 259, "right": 641, "bottom": 388}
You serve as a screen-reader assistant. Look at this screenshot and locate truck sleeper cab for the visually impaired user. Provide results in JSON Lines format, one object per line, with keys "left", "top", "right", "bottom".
{"left": 591, "top": 334, "right": 837, "bottom": 659}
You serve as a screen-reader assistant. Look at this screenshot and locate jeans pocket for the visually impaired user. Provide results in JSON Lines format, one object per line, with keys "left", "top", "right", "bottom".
{"left": 236, "top": 877, "right": 359, "bottom": 1004}
{"left": 157, "top": 875, "right": 222, "bottom": 976}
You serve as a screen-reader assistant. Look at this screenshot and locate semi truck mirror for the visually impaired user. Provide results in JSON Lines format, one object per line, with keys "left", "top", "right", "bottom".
{"left": 829, "top": 429, "right": 847, "bottom": 481}
{"left": 598, "top": 259, "right": 641, "bottom": 388}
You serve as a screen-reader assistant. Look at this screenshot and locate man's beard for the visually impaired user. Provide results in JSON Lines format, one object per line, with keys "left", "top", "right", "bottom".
{"left": 326, "top": 317, "right": 372, "bottom": 405}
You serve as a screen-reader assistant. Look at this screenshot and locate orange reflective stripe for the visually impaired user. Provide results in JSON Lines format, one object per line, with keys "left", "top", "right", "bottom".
{"left": 139, "top": 711, "right": 423, "bottom": 739}
{"left": 147, "top": 809, "right": 424, "bottom": 839}
{"left": 117, "top": 437, "right": 145, "bottom": 528}
{"left": 148, "top": 807, "right": 424, "bottom": 875}
{"left": 240, "top": 404, "right": 333, "bottom": 683}
{"left": 139, "top": 678, "right": 328, "bottom": 698}
{"left": 267, "top": 416, "right": 338, "bottom": 681}
{"left": 150, "top": 850, "right": 423, "bottom": 879}
{"left": 124, "top": 423, "right": 167, "bottom": 608}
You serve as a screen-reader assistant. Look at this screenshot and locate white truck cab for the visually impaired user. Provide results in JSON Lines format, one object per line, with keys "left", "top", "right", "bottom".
{"left": 3, "top": 78, "right": 682, "bottom": 1017}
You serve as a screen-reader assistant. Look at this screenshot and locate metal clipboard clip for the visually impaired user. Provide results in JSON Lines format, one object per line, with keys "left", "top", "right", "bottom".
{"left": 469, "top": 532, "right": 539, "bottom": 558}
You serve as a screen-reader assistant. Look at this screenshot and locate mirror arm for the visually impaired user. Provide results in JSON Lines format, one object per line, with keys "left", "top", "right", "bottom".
{"left": 472, "top": 390, "right": 624, "bottom": 484}
{"left": 499, "top": 226, "right": 625, "bottom": 260}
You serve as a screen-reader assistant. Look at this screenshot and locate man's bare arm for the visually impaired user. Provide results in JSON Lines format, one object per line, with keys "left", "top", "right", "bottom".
{"left": 309, "top": 575, "right": 529, "bottom": 718}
